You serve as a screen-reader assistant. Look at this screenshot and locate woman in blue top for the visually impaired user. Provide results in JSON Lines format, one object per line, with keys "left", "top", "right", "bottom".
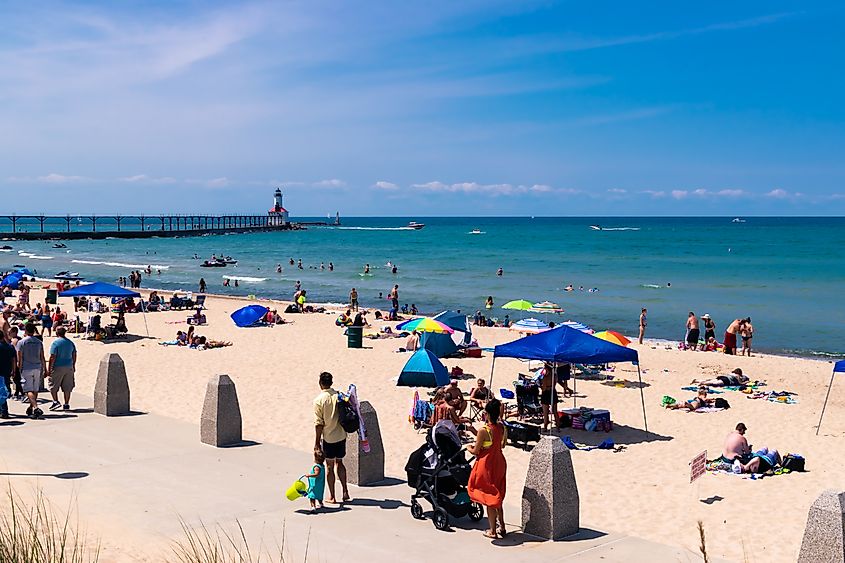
{"left": 306, "top": 450, "right": 326, "bottom": 511}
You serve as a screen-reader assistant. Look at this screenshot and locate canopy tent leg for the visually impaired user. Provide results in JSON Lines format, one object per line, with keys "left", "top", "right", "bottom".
{"left": 637, "top": 364, "right": 649, "bottom": 437}
{"left": 816, "top": 370, "right": 836, "bottom": 436}
{"left": 141, "top": 298, "right": 150, "bottom": 337}
{"left": 488, "top": 356, "right": 497, "bottom": 391}
{"left": 573, "top": 366, "right": 577, "bottom": 408}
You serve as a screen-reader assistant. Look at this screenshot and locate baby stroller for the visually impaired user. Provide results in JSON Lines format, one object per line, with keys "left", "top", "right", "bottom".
{"left": 405, "top": 420, "right": 484, "bottom": 530}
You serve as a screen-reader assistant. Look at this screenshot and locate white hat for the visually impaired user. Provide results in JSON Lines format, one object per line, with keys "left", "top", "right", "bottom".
{"left": 702, "top": 314, "right": 711, "bottom": 319}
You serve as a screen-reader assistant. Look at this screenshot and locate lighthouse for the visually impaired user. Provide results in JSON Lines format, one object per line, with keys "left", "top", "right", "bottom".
{"left": 268, "top": 188, "right": 289, "bottom": 226}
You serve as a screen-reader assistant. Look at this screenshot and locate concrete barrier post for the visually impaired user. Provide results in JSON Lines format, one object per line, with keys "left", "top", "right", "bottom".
{"left": 94, "top": 353, "right": 130, "bottom": 416}
{"left": 798, "top": 490, "right": 845, "bottom": 562}
{"left": 200, "top": 374, "right": 243, "bottom": 447}
{"left": 345, "top": 401, "right": 385, "bottom": 485}
{"left": 521, "top": 435, "right": 580, "bottom": 539}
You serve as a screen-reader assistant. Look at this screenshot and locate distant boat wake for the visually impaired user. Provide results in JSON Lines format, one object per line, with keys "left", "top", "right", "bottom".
{"left": 590, "top": 226, "right": 640, "bottom": 231}
{"left": 72, "top": 259, "right": 171, "bottom": 270}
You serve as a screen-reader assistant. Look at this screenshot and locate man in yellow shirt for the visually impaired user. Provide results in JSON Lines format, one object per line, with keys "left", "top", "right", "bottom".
{"left": 314, "top": 371, "right": 350, "bottom": 503}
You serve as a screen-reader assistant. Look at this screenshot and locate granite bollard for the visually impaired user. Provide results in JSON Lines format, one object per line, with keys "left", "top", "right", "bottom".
{"left": 200, "top": 374, "right": 243, "bottom": 447}
{"left": 94, "top": 353, "right": 130, "bottom": 416}
{"left": 522, "top": 435, "right": 579, "bottom": 539}
{"left": 345, "top": 401, "right": 385, "bottom": 485}
{"left": 798, "top": 489, "right": 845, "bottom": 562}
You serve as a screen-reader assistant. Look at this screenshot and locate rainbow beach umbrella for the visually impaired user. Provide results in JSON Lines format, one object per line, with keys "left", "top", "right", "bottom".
{"left": 396, "top": 317, "right": 454, "bottom": 333}
{"left": 594, "top": 330, "right": 631, "bottom": 347}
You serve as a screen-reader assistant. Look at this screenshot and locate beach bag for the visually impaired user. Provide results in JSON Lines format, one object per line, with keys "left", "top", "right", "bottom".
{"left": 782, "top": 454, "right": 805, "bottom": 472}
{"left": 714, "top": 398, "right": 731, "bottom": 409}
{"left": 337, "top": 396, "right": 360, "bottom": 434}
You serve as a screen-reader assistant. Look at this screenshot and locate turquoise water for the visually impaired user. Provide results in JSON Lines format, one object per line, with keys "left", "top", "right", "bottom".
{"left": 3, "top": 217, "right": 844, "bottom": 358}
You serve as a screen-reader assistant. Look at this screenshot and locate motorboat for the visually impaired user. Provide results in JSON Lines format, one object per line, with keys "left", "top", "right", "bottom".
{"left": 590, "top": 225, "right": 603, "bottom": 231}
{"left": 52, "top": 243, "right": 67, "bottom": 248}
{"left": 200, "top": 260, "right": 226, "bottom": 268}
{"left": 407, "top": 222, "right": 425, "bottom": 230}
{"left": 55, "top": 271, "right": 84, "bottom": 281}
{"left": 0, "top": 245, "right": 12, "bottom": 250}
{"left": 470, "top": 229, "right": 482, "bottom": 234}
{"left": 731, "top": 218, "right": 746, "bottom": 223}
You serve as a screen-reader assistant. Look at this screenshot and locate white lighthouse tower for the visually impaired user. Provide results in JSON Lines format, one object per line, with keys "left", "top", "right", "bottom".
{"left": 268, "top": 188, "right": 289, "bottom": 226}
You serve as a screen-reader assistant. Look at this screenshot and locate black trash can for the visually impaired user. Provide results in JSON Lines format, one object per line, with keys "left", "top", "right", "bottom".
{"left": 347, "top": 325, "right": 363, "bottom": 349}
{"left": 46, "top": 289, "right": 58, "bottom": 304}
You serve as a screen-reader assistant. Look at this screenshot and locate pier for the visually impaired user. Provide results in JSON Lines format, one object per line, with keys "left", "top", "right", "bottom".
{"left": 0, "top": 213, "right": 296, "bottom": 241}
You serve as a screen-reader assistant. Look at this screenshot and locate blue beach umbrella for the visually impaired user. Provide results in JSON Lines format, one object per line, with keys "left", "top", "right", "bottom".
{"left": 230, "top": 304, "right": 269, "bottom": 327}
{"left": 15, "top": 267, "right": 35, "bottom": 276}
{"left": 510, "top": 318, "right": 549, "bottom": 334}
{"left": 0, "top": 272, "right": 23, "bottom": 289}
{"left": 397, "top": 349, "right": 450, "bottom": 388}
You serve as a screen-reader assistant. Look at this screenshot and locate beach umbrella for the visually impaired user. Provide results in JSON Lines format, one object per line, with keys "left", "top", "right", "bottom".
{"left": 529, "top": 301, "right": 564, "bottom": 314}
{"left": 15, "top": 267, "right": 35, "bottom": 276}
{"left": 509, "top": 318, "right": 549, "bottom": 334}
{"left": 230, "top": 304, "right": 269, "bottom": 327}
{"left": 560, "top": 320, "right": 594, "bottom": 334}
{"left": 396, "top": 317, "right": 454, "bottom": 334}
{"left": 594, "top": 330, "right": 631, "bottom": 347}
{"left": 397, "top": 349, "right": 450, "bottom": 388}
{"left": 0, "top": 272, "right": 23, "bottom": 289}
{"left": 502, "top": 299, "right": 534, "bottom": 311}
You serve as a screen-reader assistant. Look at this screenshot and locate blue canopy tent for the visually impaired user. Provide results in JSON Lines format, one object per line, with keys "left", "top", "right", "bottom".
{"left": 433, "top": 310, "right": 472, "bottom": 346}
{"left": 493, "top": 324, "right": 648, "bottom": 434}
{"left": 59, "top": 282, "right": 147, "bottom": 335}
{"left": 420, "top": 331, "right": 459, "bottom": 358}
{"left": 1, "top": 272, "right": 23, "bottom": 289}
{"left": 231, "top": 305, "right": 269, "bottom": 328}
{"left": 397, "top": 349, "right": 450, "bottom": 388}
{"left": 816, "top": 360, "right": 845, "bottom": 435}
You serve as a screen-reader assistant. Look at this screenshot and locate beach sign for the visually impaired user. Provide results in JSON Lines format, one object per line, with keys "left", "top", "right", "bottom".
{"left": 689, "top": 451, "right": 707, "bottom": 483}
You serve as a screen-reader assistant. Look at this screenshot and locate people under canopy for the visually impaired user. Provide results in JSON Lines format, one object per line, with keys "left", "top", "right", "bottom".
{"left": 397, "top": 348, "right": 451, "bottom": 388}
{"left": 59, "top": 281, "right": 148, "bottom": 336}
{"left": 492, "top": 324, "right": 647, "bottom": 434}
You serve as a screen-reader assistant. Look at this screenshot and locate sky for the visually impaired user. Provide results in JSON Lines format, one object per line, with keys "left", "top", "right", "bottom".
{"left": 1, "top": 1, "right": 843, "bottom": 216}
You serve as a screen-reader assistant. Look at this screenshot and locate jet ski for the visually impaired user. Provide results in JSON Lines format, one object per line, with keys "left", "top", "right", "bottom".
{"left": 200, "top": 260, "right": 227, "bottom": 268}
{"left": 52, "top": 243, "right": 68, "bottom": 248}
{"left": 55, "top": 271, "right": 84, "bottom": 281}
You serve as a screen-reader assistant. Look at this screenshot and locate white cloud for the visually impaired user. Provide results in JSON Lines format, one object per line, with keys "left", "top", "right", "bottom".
{"left": 312, "top": 179, "right": 347, "bottom": 188}
{"left": 206, "top": 177, "right": 230, "bottom": 188}
{"left": 671, "top": 190, "right": 688, "bottom": 199}
{"left": 372, "top": 181, "right": 398, "bottom": 190}
{"left": 37, "top": 173, "right": 86, "bottom": 183}
{"left": 642, "top": 190, "right": 667, "bottom": 198}
{"left": 766, "top": 189, "right": 789, "bottom": 198}
{"left": 607, "top": 188, "right": 627, "bottom": 194}
{"left": 411, "top": 181, "right": 573, "bottom": 196}
{"left": 119, "top": 174, "right": 176, "bottom": 184}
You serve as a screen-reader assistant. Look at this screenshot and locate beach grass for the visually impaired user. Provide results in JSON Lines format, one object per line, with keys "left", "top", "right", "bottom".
{"left": 172, "top": 518, "right": 304, "bottom": 563}
{"left": 0, "top": 485, "right": 99, "bottom": 563}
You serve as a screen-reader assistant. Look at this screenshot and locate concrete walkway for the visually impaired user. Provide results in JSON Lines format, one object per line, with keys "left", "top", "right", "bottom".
{"left": 1, "top": 393, "right": 712, "bottom": 562}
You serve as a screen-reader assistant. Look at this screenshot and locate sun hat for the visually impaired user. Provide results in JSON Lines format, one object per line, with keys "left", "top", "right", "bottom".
{"left": 702, "top": 314, "right": 711, "bottom": 319}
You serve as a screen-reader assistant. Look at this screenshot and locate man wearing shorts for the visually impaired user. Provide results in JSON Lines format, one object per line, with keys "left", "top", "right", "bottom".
{"left": 540, "top": 365, "right": 557, "bottom": 431}
{"left": 686, "top": 312, "right": 700, "bottom": 351}
{"left": 314, "top": 371, "right": 349, "bottom": 504}
{"left": 47, "top": 326, "right": 77, "bottom": 411}
{"left": 16, "top": 323, "right": 45, "bottom": 419}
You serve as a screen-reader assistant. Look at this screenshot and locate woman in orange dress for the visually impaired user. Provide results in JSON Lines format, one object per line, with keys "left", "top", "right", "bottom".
{"left": 467, "top": 398, "right": 508, "bottom": 539}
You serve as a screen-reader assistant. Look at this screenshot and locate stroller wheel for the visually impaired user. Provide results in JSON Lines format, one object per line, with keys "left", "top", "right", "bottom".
{"left": 410, "top": 499, "right": 424, "bottom": 520}
{"left": 468, "top": 502, "right": 484, "bottom": 522}
{"left": 432, "top": 507, "right": 449, "bottom": 531}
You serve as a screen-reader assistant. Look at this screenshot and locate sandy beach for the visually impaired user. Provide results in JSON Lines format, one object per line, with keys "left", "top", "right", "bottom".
{"left": 4, "top": 284, "right": 845, "bottom": 562}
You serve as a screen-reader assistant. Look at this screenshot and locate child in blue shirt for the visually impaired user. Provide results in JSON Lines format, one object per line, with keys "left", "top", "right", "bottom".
{"left": 305, "top": 451, "right": 325, "bottom": 511}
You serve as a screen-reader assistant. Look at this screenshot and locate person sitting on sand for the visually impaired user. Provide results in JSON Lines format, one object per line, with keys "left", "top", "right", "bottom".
{"left": 691, "top": 368, "right": 749, "bottom": 387}
{"left": 352, "top": 311, "right": 368, "bottom": 327}
{"left": 404, "top": 330, "right": 420, "bottom": 352}
{"left": 665, "top": 388, "right": 714, "bottom": 411}
{"left": 721, "top": 422, "right": 752, "bottom": 463}
{"left": 740, "top": 447, "right": 781, "bottom": 474}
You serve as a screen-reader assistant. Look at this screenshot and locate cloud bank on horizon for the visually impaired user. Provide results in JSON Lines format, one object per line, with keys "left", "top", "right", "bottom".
{"left": 0, "top": 1, "right": 843, "bottom": 215}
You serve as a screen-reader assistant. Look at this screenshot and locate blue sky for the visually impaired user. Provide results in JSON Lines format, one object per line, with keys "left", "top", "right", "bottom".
{"left": 1, "top": 1, "right": 843, "bottom": 216}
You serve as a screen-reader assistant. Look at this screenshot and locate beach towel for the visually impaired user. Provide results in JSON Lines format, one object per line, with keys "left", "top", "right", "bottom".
{"left": 681, "top": 386, "right": 724, "bottom": 394}
{"left": 691, "top": 407, "right": 725, "bottom": 413}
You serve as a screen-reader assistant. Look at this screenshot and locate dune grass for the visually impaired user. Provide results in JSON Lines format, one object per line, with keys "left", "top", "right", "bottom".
{"left": 172, "top": 518, "right": 307, "bottom": 563}
{"left": 0, "top": 485, "right": 99, "bottom": 563}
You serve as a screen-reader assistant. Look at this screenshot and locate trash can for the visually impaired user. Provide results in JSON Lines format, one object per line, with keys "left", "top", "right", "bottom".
{"left": 45, "top": 289, "right": 58, "bottom": 304}
{"left": 347, "top": 325, "right": 363, "bottom": 349}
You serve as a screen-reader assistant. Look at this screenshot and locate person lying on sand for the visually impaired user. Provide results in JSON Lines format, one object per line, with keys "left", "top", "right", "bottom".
{"left": 665, "top": 388, "right": 714, "bottom": 411}
{"left": 691, "top": 368, "right": 749, "bottom": 387}
{"left": 739, "top": 447, "right": 781, "bottom": 474}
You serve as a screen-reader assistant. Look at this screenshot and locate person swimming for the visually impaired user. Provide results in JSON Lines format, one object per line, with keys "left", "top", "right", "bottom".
{"left": 496, "top": 268, "right": 503, "bottom": 276}
{"left": 564, "top": 284, "right": 574, "bottom": 291}
{"left": 364, "top": 264, "right": 370, "bottom": 274}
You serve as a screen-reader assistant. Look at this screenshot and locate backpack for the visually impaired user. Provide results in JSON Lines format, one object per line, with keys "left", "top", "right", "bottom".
{"left": 714, "top": 398, "right": 731, "bottom": 409}
{"left": 337, "top": 396, "right": 360, "bottom": 434}
{"left": 782, "top": 454, "right": 805, "bottom": 472}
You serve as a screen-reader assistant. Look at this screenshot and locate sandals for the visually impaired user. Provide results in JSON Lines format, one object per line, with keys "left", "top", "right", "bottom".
{"left": 483, "top": 531, "right": 498, "bottom": 540}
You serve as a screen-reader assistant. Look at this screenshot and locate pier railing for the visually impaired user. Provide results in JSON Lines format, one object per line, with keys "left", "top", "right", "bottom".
{"left": 0, "top": 214, "right": 288, "bottom": 240}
